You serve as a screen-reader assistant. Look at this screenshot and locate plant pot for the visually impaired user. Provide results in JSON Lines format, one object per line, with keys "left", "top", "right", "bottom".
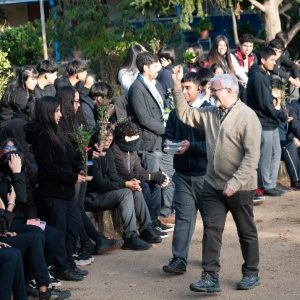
{"left": 199, "top": 29, "right": 209, "bottom": 40}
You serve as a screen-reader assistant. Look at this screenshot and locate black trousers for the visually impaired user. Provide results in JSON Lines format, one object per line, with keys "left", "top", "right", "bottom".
{"left": 39, "top": 197, "right": 81, "bottom": 270}
{"left": 0, "top": 247, "right": 27, "bottom": 300}
{"left": 201, "top": 181, "right": 259, "bottom": 277}
{"left": 0, "top": 232, "right": 50, "bottom": 288}
{"left": 282, "top": 141, "right": 300, "bottom": 183}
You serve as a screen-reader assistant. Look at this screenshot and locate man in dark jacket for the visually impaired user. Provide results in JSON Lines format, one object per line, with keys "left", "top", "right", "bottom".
{"left": 162, "top": 72, "right": 210, "bottom": 275}
{"left": 85, "top": 133, "right": 162, "bottom": 251}
{"left": 247, "top": 46, "right": 287, "bottom": 196}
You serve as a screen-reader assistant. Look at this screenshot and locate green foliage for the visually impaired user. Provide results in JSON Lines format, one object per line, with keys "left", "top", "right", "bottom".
{"left": 73, "top": 124, "right": 93, "bottom": 176}
{"left": 0, "top": 50, "right": 13, "bottom": 100}
{"left": 47, "top": 0, "right": 111, "bottom": 59}
{"left": 97, "top": 101, "right": 111, "bottom": 142}
{"left": 196, "top": 16, "right": 213, "bottom": 33}
{"left": 0, "top": 22, "right": 43, "bottom": 66}
{"left": 182, "top": 49, "right": 196, "bottom": 64}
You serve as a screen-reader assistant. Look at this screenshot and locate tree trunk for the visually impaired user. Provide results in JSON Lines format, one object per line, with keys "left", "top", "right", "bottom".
{"left": 230, "top": 5, "right": 239, "bottom": 47}
{"left": 263, "top": 0, "right": 282, "bottom": 41}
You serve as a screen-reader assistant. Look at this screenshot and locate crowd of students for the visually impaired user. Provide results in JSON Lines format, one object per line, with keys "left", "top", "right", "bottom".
{"left": 0, "top": 30, "right": 299, "bottom": 299}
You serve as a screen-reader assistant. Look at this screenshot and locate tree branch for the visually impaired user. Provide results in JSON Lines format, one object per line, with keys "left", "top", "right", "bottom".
{"left": 247, "top": 0, "right": 266, "bottom": 13}
{"left": 287, "top": 21, "right": 300, "bottom": 43}
{"left": 279, "top": 3, "right": 292, "bottom": 14}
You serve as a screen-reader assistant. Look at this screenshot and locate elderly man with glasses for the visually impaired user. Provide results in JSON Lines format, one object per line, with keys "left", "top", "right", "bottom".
{"left": 172, "top": 67, "right": 261, "bottom": 293}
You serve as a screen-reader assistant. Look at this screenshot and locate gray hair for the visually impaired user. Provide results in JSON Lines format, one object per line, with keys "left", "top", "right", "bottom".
{"left": 210, "top": 74, "right": 239, "bottom": 95}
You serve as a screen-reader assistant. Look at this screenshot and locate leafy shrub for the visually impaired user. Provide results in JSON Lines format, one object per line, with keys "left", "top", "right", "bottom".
{"left": 0, "top": 50, "right": 13, "bottom": 100}
{"left": 0, "top": 22, "right": 43, "bottom": 66}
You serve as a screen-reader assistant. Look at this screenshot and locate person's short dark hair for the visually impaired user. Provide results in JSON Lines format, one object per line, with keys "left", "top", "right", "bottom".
{"left": 275, "top": 31, "right": 289, "bottom": 45}
{"left": 210, "top": 63, "right": 226, "bottom": 74}
{"left": 136, "top": 52, "right": 159, "bottom": 73}
{"left": 239, "top": 33, "right": 255, "bottom": 45}
{"left": 181, "top": 72, "right": 201, "bottom": 85}
{"left": 115, "top": 120, "right": 140, "bottom": 139}
{"left": 89, "top": 82, "right": 114, "bottom": 99}
{"left": 36, "top": 60, "right": 58, "bottom": 75}
{"left": 268, "top": 39, "right": 285, "bottom": 50}
{"left": 271, "top": 78, "right": 283, "bottom": 89}
{"left": 65, "top": 59, "right": 87, "bottom": 76}
{"left": 256, "top": 46, "right": 276, "bottom": 64}
{"left": 197, "top": 68, "right": 214, "bottom": 86}
{"left": 158, "top": 46, "right": 175, "bottom": 65}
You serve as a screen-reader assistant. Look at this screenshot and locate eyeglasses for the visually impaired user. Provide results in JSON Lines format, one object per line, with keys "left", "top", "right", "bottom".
{"left": 210, "top": 88, "right": 229, "bottom": 94}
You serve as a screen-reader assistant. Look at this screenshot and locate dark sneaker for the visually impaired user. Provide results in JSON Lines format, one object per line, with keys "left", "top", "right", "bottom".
{"left": 190, "top": 272, "right": 221, "bottom": 293}
{"left": 122, "top": 232, "right": 152, "bottom": 250}
{"left": 163, "top": 257, "right": 186, "bottom": 275}
{"left": 264, "top": 188, "right": 284, "bottom": 196}
{"left": 275, "top": 186, "right": 287, "bottom": 193}
{"left": 96, "top": 236, "right": 124, "bottom": 255}
{"left": 153, "top": 219, "right": 174, "bottom": 233}
{"left": 81, "top": 240, "right": 96, "bottom": 256}
{"left": 73, "top": 266, "right": 88, "bottom": 276}
{"left": 140, "top": 226, "right": 162, "bottom": 243}
{"left": 152, "top": 226, "right": 169, "bottom": 239}
{"left": 72, "top": 252, "right": 93, "bottom": 266}
{"left": 237, "top": 276, "right": 260, "bottom": 290}
{"left": 39, "top": 288, "right": 71, "bottom": 300}
{"left": 49, "top": 273, "right": 61, "bottom": 288}
{"left": 56, "top": 269, "right": 83, "bottom": 281}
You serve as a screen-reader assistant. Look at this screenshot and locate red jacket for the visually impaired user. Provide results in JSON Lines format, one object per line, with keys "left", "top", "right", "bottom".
{"left": 234, "top": 48, "right": 257, "bottom": 71}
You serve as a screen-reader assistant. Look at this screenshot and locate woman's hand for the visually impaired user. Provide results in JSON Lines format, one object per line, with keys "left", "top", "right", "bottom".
{"left": 77, "top": 174, "right": 87, "bottom": 184}
{"left": 8, "top": 154, "right": 22, "bottom": 173}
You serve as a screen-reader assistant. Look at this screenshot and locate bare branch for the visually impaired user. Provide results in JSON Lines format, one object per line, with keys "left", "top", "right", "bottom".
{"left": 287, "top": 21, "right": 300, "bottom": 43}
{"left": 279, "top": 3, "right": 292, "bottom": 14}
{"left": 247, "top": 0, "right": 266, "bottom": 12}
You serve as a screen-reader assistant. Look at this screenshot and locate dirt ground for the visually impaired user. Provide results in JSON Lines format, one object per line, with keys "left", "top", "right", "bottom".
{"left": 62, "top": 190, "right": 300, "bottom": 300}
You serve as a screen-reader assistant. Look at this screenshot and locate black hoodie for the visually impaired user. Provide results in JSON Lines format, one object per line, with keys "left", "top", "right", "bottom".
{"left": 247, "top": 64, "right": 285, "bottom": 130}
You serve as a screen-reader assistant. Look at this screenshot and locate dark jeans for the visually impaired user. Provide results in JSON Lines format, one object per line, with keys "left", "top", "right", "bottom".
{"left": 85, "top": 188, "right": 151, "bottom": 238}
{"left": 10, "top": 219, "right": 70, "bottom": 271}
{"left": 282, "top": 141, "right": 300, "bottom": 182}
{"left": 172, "top": 172, "right": 204, "bottom": 262}
{"left": 201, "top": 181, "right": 259, "bottom": 277}
{"left": 39, "top": 197, "right": 81, "bottom": 270}
{"left": 141, "top": 181, "right": 161, "bottom": 221}
{"left": 0, "top": 232, "right": 50, "bottom": 288}
{"left": 0, "top": 247, "right": 27, "bottom": 300}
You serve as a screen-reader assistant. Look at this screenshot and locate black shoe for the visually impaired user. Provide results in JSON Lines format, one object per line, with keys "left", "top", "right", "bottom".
{"left": 163, "top": 257, "right": 186, "bottom": 275}
{"left": 73, "top": 266, "right": 88, "bottom": 276}
{"left": 264, "top": 188, "right": 284, "bottom": 196}
{"left": 237, "top": 276, "right": 260, "bottom": 290}
{"left": 81, "top": 239, "right": 96, "bottom": 256}
{"left": 26, "top": 284, "right": 39, "bottom": 297}
{"left": 39, "top": 288, "right": 71, "bottom": 300}
{"left": 291, "top": 181, "right": 300, "bottom": 189}
{"left": 153, "top": 219, "right": 174, "bottom": 233}
{"left": 140, "top": 226, "right": 162, "bottom": 244}
{"left": 190, "top": 272, "right": 221, "bottom": 293}
{"left": 152, "top": 226, "right": 169, "bottom": 239}
{"left": 122, "top": 232, "right": 152, "bottom": 250}
{"left": 275, "top": 186, "right": 287, "bottom": 193}
{"left": 96, "top": 236, "right": 124, "bottom": 255}
{"left": 56, "top": 269, "right": 83, "bottom": 281}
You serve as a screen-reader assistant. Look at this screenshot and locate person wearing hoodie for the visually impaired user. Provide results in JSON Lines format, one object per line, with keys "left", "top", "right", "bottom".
{"left": 247, "top": 47, "right": 287, "bottom": 197}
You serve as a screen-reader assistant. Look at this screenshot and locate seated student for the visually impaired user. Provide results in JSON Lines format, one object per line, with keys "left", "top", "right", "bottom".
{"left": 0, "top": 186, "right": 69, "bottom": 300}
{"left": 85, "top": 130, "right": 162, "bottom": 251}
{"left": 111, "top": 120, "right": 172, "bottom": 237}
{"left": 34, "top": 60, "right": 58, "bottom": 98}
{"left": 162, "top": 71, "right": 210, "bottom": 275}
{"left": 210, "top": 63, "right": 226, "bottom": 75}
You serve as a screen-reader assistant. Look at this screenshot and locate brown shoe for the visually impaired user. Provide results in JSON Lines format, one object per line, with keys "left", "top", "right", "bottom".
{"left": 158, "top": 214, "right": 175, "bottom": 226}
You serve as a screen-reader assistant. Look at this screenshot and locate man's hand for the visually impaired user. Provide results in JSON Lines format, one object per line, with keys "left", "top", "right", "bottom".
{"left": 84, "top": 74, "right": 95, "bottom": 89}
{"left": 2, "top": 231, "right": 17, "bottom": 237}
{"left": 9, "top": 153, "right": 22, "bottom": 173}
{"left": 223, "top": 183, "right": 236, "bottom": 197}
{"left": 293, "top": 137, "right": 300, "bottom": 147}
{"left": 176, "top": 140, "right": 190, "bottom": 155}
{"left": 172, "top": 65, "right": 184, "bottom": 89}
{"left": 77, "top": 174, "right": 87, "bottom": 184}
{"left": 125, "top": 179, "right": 142, "bottom": 192}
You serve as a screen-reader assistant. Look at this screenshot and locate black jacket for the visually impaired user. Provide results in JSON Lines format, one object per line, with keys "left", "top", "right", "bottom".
{"left": 87, "top": 148, "right": 126, "bottom": 194}
{"left": 33, "top": 84, "right": 56, "bottom": 99}
{"left": 164, "top": 102, "right": 209, "bottom": 176}
{"left": 272, "top": 54, "right": 300, "bottom": 80}
{"left": 247, "top": 64, "right": 285, "bottom": 130}
{"left": 24, "top": 122, "right": 79, "bottom": 200}
{"left": 128, "top": 77, "right": 165, "bottom": 151}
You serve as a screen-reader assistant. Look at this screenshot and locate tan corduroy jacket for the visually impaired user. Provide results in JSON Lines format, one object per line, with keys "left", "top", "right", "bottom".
{"left": 173, "top": 89, "right": 262, "bottom": 192}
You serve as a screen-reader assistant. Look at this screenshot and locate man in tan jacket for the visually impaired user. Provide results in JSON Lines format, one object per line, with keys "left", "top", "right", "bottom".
{"left": 172, "top": 67, "right": 261, "bottom": 293}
